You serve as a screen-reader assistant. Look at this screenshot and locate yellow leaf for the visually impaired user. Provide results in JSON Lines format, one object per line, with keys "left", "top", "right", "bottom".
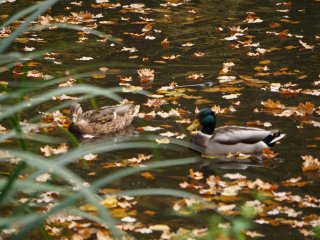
{"left": 261, "top": 99, "right": 285, "bottom": 109}
{"left": 259, "top": 60, "right": 271, "bottom": 65}
{"left": 101, "top": 196, "right": 118, "bottom": 208}
{"left": 155, "top": 138, "right": 170, "bottom": 144}
{"left": 110, "top": 208, "right": 127, "bottom": 218}
{"left": 140, "top": 171, "right": 154, "bottom": 179}
{"left": 203, "top": 87, "right": 243, "bottom": 93}
{"left": 79, "top": 204, "right": 97, "bottom": 212}
{"left": 111, "top": 208, "right": 136, "bottom": 218}
{"left": 149, "top": 224, "right": 170, "bottom": 231}
{"left": 92, "top": 74, "right": 106, "bottom": 79}
{"left": 122, "top": 85, "right": 143, "bottom": 92}
{"left": 285, "top": 45, "right": 298, "bottom": 50}
{"left": 14, "top": 38, "right": 30, "bottom": 44}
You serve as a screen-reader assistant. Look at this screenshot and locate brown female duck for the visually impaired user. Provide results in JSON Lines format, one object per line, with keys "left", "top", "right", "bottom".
{"left": 69, "top": 103, "right": 140, "bottom": 135}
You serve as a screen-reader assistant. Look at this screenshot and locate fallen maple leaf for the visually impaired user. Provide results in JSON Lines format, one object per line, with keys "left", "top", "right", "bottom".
{"left": 182, "top": 42, "right": 194, "bottom": 47}
{"left": 222, "top": 93, "right": 241, "bottom": 99}
{"left": 101, "top": 196, "right": 117, "bottom": 208}
{"left": 189, "top": 168, "right": 203, "bottom": 180}
{"left": 160, "top": 131, "right": 176, "bottom": 137}
{"left": 193, "top": 52, "right": 205, "bottom": 57}
{"left": 157, "top": 109, "right": 180, "bottom": 118}
{"left": 155, "top": 138, "right": 170, "bottom": 144}
{"left": 301, "top": 155, "right": 320, "bottom": 172}
{"left": 121, "top": 216, "right": 136, "bottom": 223}
{"left": 262, "top": 148, "right": 279, "bottom": 159}
{"left": 83, "top": 153, "right": 97, "bottom": 161}
{"left": 245, "top": 231, "right": 265, "bottom": 238}
{"left": 281, "top": 177, "right": 310, "bottom": 187}
{"left": 127, "top": 154, "right": 152, "bottom": 164}
{"left": 58, "top": 78, "right": 76, "bottom": 87}
{"left": 162, "top": 55, "right": 180, "bottom": 60}
{"left": 143, "top": 99, "right": 167, "bottom": 108}
{"left": 122, "top": 85, "right": 143, "bottom": 92}
{"left": 221, "top": 185, "right": 242, "bottom": 196}
{"left": 186, "top": 73, "right": 204, "bottom": 81}
{"left": 35, "top": 173, "right": 51, "bottom": 183}
{"left": 137, "top": 68, "right": 154, "bottom": 82}
{"left": 76, "top": 56, "right": 93, "bottom": 61}
{"left": 261, "top": 99, "right": 285, "bottom": 109}
{"left": 223, "top": 173, "right": 246, "bottom": 180}
{"left": 40, "top": 143, "right": 68, "bottom": 157}
{"left": 299, "top": 40, "right": 314, "bottom": 50}
{"left": 294, "top": 102, "right": 315, "bottom": 116}
{"left": 138, "top": 126, "right": 162, "bottom": 132}
{"left": 0, "top": 124, "right": 6, "bottom": 131}
{"left": 140, "top": 171, "right": 154, "bottom": 179}
{"left": 161, "top": 38, "right": 170, "bottom": 47}
{"left": 244, "top": 12, "right": 263, "bottom": 23}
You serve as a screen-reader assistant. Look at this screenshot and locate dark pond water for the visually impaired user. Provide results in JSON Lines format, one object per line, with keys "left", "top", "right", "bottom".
{"left": 1, "top": 0, "right": 320, "bottom": 239}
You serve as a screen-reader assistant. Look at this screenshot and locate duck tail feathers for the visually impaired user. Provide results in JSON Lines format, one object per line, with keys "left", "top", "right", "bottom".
{"left": 270, "top": 133, "right": 286, "bottom": 144}
{"left": 133, "top": 105, "right": 140, "bottom": 116}
{"left": 263, "top": 131, "right": 285, "bottom": 147}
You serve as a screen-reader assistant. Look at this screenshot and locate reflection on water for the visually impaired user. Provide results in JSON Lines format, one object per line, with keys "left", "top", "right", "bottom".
{"left": 77, "top": 126, "right": 138, "bottom": 144}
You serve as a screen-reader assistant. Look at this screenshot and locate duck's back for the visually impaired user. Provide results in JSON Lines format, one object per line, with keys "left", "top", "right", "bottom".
{"left": 73, "top": 104, "right": 139, "bottom": 134}
{"left": 205, "top": 126, "right": 275, "bottom": 155}
{"left": 213, "top": 126, "right": 272, "bottom": 144}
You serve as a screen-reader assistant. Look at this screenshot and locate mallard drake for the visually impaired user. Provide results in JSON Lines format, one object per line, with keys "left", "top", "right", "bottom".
{"left": 69, "top": 103, "right": 140, "bottom": 135}
{"left": 188, "top": 108, "right": 285, "bottom": 155}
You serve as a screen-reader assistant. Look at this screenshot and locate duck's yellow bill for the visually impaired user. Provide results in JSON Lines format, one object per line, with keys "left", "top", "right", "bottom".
{"left": 187, "top": 119, "right": 200, "bottom": 131}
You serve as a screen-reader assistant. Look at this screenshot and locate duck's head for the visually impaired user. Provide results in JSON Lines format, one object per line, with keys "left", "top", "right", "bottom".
{"left": 70, "top": 103, "right": 83, "bottom": 123}
{"left": 187, "top": 108, "right": 216, "bottom": 134}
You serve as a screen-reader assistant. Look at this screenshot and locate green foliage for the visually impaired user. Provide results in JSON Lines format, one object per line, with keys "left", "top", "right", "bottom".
{"left": 0, "top": 1, "right": 202, "bottom": 239}
{"left": 314, "top": 225, "right": 320, "bottom": 239}
{"left": 199, "top": 207, "right": 255, "bottom": 240}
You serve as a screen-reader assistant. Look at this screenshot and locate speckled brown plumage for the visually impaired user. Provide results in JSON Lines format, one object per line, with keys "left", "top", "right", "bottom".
{"left": 69, "top": 103, "right": 140, "bottom": 135}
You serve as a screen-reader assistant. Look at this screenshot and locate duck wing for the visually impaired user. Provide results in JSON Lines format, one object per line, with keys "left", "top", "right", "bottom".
{"left": 212, "top": 126, "right": 272, "bottom": 144}
{"left": 81, "top": 104, "right": 137, "bottom": 124}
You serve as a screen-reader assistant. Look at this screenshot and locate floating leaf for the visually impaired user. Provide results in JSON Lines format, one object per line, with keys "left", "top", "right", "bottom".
{"left": 83, "top": 153, "right": 97, "bottom": 161}
{"left": 261, "top": 99, "right": 285, "bottom": 109}
{"left": 299, "top": 40, "right": 314, "bottom": 50}
{"left": 301, "top": 155, "right": 320, "bottom": 172}
{"left": 40, "top": 143, "right": 68, "bottom": 157}
{"left": 138, "top": 126, "right": 162, "bottom": 132}
{"left": 222, "top": 93, "right": 241, "bottom": 99}
{"left": 101, "top": 196, "right": 118, "bottom": 208}
{"left": 137, "top": 68, "right": 155, "bottom": 82}
{"left": 121, "top": 216, "right": 136, "bottom": 223}
{"left": 76, "top": 56, "right": 93, "bottom": 61}
{"left": 155, "top": 138, "right": 170, "bottom": 144}
{"left": 140, "top": 171, "right": 154, "bottom": 180}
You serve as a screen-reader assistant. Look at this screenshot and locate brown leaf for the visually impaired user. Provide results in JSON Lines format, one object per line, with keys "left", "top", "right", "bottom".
{"left": 301, "top": 155, "right": 320, "bottom": 172}
{"left": 40, "top": 143, "right": 68, "bottom": 157}
{"left": 299, "top": 40, "right": 314, "bottom": 50}
{"left": 294, "top": 102, "right": 315, "bottom": 116}
{"left": 161, "top": 38, "right": 170, "bottom": 48}
{"left": 262, "top": 148, "right": 278, "bottom": 159}
{"left": 189, "top": 168, "right": 203, "bottom": 180}
{"left": 261, "top": 99, "right": 285, "bottom": 109}
{"left": 137, "top": 68, "right": 154, "bottom": 82}
{"left": 140, "top": 171, "right": 154, "bottom": 179}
